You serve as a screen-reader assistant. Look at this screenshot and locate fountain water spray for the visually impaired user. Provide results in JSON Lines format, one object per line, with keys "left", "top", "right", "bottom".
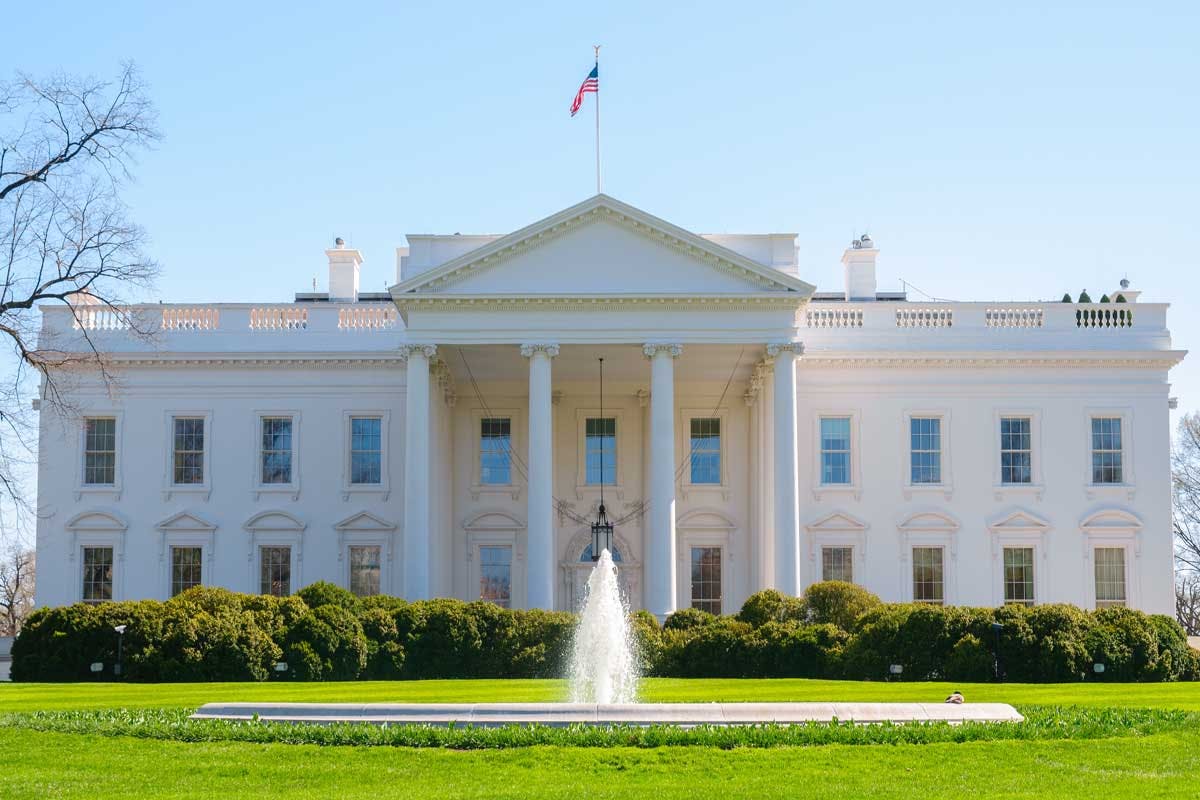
{"left": 568, "top": 549, "right": 639, "bottom": 704}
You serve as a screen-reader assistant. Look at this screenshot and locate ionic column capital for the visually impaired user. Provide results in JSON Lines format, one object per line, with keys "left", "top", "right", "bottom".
{"left": 399, "top": 344, "right": 437, "bottom": 360}
{"left": 642, "top": 343, "right": 683, "bottom": 359}
{"left": 520, "top": 343, "right": 560, "bottom": 358}
{"left": 766, "top": 341, "right": 804, "bottom": 357}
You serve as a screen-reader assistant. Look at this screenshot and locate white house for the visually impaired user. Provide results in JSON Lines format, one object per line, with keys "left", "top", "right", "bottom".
{"left": 32, "top": 194, "right": 1185, "bottom": 618}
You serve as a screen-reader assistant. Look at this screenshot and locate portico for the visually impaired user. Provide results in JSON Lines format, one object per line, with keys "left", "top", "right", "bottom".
{"left": 390, "top": 196, "right": 812, "bottom": 612}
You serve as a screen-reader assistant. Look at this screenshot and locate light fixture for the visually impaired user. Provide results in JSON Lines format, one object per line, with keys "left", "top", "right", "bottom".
{"left": 590, "top": 357, "right": 613, "bottom": 561}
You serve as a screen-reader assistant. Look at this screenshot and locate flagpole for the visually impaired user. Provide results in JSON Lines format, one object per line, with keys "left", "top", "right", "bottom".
{"left": 594, "top": 44, "right": 601, "bottom": 194}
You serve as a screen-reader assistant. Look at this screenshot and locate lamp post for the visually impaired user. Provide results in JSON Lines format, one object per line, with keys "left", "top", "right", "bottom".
{"left": 113, "top": 624, "right": 127, "bottom": 678}
{"left": 591, "top": 357, "right": 614, "bottom": 561}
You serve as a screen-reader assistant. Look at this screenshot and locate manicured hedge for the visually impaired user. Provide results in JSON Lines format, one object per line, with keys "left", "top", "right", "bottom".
{"left": 12, "top": 581, "right": 1198, "bottom": 682}
{"left": 12, "top": 583, "right": 575, "bottom": 683}
{"left": 639, "top": 585, "right": 1199, "bottom": 682}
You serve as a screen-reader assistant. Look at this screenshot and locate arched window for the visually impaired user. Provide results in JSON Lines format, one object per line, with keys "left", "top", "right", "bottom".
{"left": 580, "top": 543, "right": 622, "bottom": 563}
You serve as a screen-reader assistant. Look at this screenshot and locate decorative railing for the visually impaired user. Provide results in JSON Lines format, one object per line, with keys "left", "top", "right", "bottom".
{"left": 73, "top": 306, "right": 131, "bottom": 331}
{"left": 249, "top": 306, "right": 308, "bottom": 331}
{"left": 985, "top": 307, "right": 1043, "bottom": 328}
{"left": 338, "top": 306, "right": 398, "bottom": 331}
{"left": 162, "top": 307, "right": 220, "bottom": 331}
{"left": 895, "top": 308, "right": 953, "bottom": 328}
{"left": 1076, "top": 305, "right": 1133, "bottom": 329}
{"left": 805, "top": 308, "right": 863, "bottom": 328}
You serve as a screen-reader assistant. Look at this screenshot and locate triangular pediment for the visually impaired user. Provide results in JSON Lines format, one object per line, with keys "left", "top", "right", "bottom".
{"left": 897, "top": 511, "right": 960, "bottom": 532}
{"left": 156, "top": 511, "right": 217, "bottom": 532}
{"left": 806, "top": 511, "right": 869, "bottom": 532}
{"left": 987, "top": 508, "right": 1052, "bottom": 533}
{"left": 334, "top": 512, "right": 397, "bottom": 531}
{"left": 392, "top": 194, "right": 815, "bottom": 299}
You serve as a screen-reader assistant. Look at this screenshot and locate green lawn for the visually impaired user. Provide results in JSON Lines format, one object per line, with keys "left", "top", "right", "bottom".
{"left": 4, "top": 677, "right": 1200, "bottom": 712}
{"left": 4, "top": 679, "right": 1200, "bottom": 798}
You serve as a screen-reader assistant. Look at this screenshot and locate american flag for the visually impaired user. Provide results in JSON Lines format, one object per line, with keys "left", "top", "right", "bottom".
{"left": 570, "top": 64, "right": 598, "bottom": 117}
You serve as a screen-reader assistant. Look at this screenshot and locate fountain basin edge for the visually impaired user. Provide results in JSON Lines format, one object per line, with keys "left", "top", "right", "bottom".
{"left": 190, "top": 702, "right": 1024, "bottom": 727}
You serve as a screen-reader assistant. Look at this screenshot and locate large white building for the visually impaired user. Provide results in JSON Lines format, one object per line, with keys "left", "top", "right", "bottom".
{"left": 33, "top": 195, "right": 1185, "bottom": 617}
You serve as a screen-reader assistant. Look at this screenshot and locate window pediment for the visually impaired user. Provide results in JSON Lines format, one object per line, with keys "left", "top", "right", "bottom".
{"left": 334, "top": 512, "right": 397, "bottom": 532}
{"left": 676, "top": 509, "right": 737, "bottom": 532}
{"left": 463, "top": 511, "right": 525, "bottom": 532}
{"left": 65, "top": 510, "right": 128, "bottom": 532}
{"left": 243, "top": 510, "right": 306, "bottom": 532}
{"left": 156, "top": 511, "right": 217, "bottom": 532}
{"left": 806, "top": 511, "right": 869, "bottom": 532}
{"left": 987, "top": 508, "right": 1052, "bottom": 534}
{"left": 1080, "top": 508, "right": 1142, "bottom": 533}
{"left": 897, "top": 511, "right": 959, "bottom": 533}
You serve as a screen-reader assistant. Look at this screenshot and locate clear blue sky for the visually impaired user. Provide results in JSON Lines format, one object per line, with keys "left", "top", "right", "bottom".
{"left": 8, "top": 1, "right": 1198, "bottom": 412}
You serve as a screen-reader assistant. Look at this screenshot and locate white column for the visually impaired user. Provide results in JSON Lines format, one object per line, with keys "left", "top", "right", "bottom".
{"left": 522, "top": 343, "right": 559, "bottom": 610}
{"left": 768, "top": 342, "right": 803, "bottom": 596}
{"left": 644, "top": 343, "right": 682, "bottom": 620}
{"left": 402, "top": 344, "right": 436, "bottom": 600}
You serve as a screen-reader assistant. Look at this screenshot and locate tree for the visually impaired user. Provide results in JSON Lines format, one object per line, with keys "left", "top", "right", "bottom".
{"left": 0, "top": 63, "right": 159, "bottom": 524}
{"left": 1173, "top": 412, "right": 1200, "bottom": 632}
{"left": 0, "top": 545, "right": 34, "bottom": 635}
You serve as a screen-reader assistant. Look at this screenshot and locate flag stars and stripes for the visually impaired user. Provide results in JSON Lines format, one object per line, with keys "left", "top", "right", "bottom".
{"left": 570, "top": 65, "right": 598, "bottom": 117}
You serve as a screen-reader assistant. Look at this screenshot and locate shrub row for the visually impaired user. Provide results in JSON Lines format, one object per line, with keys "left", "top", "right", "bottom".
{"left": 12, "top": 580, "right": 1198, "bottom": 682}
{"left": 635, "top": 583, "right": 1199, "bottom": 682}
{"left": 12, "top": 583, "right": 575, "bottom": 682}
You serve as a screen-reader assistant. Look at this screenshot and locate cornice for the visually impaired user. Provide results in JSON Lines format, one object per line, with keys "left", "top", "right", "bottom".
{"left": 97, "top": 353, "right": 410, "bottom": 369}
{"left": 798, "top": 350, "right": 1187, "bottom": 369}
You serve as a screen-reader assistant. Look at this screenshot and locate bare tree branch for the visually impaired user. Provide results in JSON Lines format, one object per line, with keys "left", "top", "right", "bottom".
{"left": 0, "top": 545, "right": 34, "bottom": 635}
{"left": 0, "top": 62, "right": 159, "bottom": 524}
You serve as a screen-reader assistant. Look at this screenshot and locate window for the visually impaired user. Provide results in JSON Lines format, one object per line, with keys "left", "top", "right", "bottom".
{"left": 172, "top": 417, "right": 205, "bottom": 485}
{"left": 585, "top": 417, "right": 616, "bottom": 486}
{"left": 909, "top": 417, "right": 942, "bottom": 484}
{"left": 689, "top": 418, "right": 721, "bottom": 484}
{"left": 83, "top": 417, "right": 116, "bottom": 486}
{"left": 349, "top": 545, "right": 382, "bottom": 597}
{"left": 171, "top": 546, "right": 202, "bottom": 596}
{"left": 912, "top": 547, "right": 944, "bottom": 604}
{"left": 480, "top": 418, "right": 512, "bottom": 485}
{"left": 820, "top": 417, "right": 851, "bottom": 485}
{"left": 260, "top": 546, "right": 291, "bottom": 596}
{"left": 82, "top": 546, "right": 114, "bottom": 602}
{"left": 1003, "top": 547, "right": 1035, "bottom": 605}
{"left": 690, "top": 546, "right": 722, "bottom": 615}
{"left": 999, "top": 417, "right": 1032, "bottom": 485}
{"left": 349, "top": 416, "right": 382, "bottom": 485}
{"left": 479, "top": 545, "right": 512, "bottom": 608}
{"left": 260, "top": 417, "right": 294, "bottom": 485}
{"left": 1094, "top": 547, "right": 1127, "bottom": 608}
{"left": 581, "top": 543, "right": 622, "bottom": 563}
{"left": 821, "top": 546, "right": 854, "bottom": 583}
{"left": 1091, "top": 417, "right": 1124, "bottom": 485}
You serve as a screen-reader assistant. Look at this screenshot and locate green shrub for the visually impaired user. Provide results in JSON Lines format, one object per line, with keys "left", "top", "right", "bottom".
{"left": 358, "top": 607, "right": 405, "bottom": 679}
{"left": 663, "top": 607, "right": 716, "bottom": 632}
{"left": 945, "top": 635, "right": 994, "bottom": 682}
{"left": 296, "top": 581, "right": 361, "bottom": 612}
{"left": 737, "top": 590, "right": 805, "bottom": 628}
{"left": 801, "top": 582, "right": 882, "bottom": 631}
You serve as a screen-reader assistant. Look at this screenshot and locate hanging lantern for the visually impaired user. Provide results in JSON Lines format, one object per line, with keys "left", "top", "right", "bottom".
{"left": 590, "top": 356, "right": 613, "bottom": 561}
{"left": 591, "top": 502, "right": 613, "bottom": 561}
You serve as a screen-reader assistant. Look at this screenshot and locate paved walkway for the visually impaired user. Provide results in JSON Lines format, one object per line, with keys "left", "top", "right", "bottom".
{"left": 192, "top": 702, "right": 1024, "bottom": 727}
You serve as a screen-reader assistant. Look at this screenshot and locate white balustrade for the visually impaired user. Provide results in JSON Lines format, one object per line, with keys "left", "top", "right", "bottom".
{"left": 161, "top": 307, "right": 220, "bottom": 331}
{"left": 1075, "top": 304, "right": 1134, "bottom": 329}
{"left": 895, "top": 307, "right": 953, "bottom": 328}
{"left": 338, "top": 305, "right": 398, "bottom": 331}
{"left": 806, "top": 307, "right": 864, "bottom": 328}
{"left": 72, "top": 306, "right": 131, "bottom": 331}
{"left": 248, "top": 306, "right": 308, "bottom": 331}
{"left": 985, "top": 307, "right": 1043, "bottom": 329}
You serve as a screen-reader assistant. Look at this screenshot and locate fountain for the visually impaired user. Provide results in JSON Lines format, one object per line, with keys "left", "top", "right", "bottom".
{"left": 568, "top": 549, "right": 638, "bottom": 704}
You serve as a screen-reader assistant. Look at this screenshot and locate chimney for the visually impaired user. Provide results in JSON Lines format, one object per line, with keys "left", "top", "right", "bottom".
{"left": 326, "top": 237, "right": 363, "bottom": 301}
{"left": 842, "top": 234, "right": 878, "bottom": 301}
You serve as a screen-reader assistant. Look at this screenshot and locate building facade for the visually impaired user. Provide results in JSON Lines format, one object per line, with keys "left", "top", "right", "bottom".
{"left": 33, "top": 195, "right": 1185, "bottom": 617}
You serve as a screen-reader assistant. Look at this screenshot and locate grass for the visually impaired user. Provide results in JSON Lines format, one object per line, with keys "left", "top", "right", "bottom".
{"left": 6, "top": 677, "right": 1200, "bottom": 712}
{"left": 4, "top": 679, "right": 1200, "bottom": 798}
